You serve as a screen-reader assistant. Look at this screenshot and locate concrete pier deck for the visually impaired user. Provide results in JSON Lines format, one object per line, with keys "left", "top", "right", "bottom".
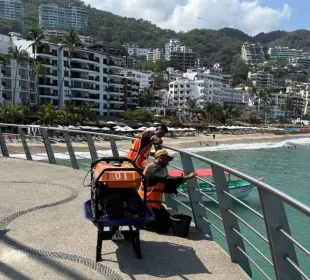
{"left": 0, "top": 157, "right": 250, "bottom": 280}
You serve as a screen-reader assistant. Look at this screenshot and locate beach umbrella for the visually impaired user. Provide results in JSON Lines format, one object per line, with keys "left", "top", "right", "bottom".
{"left": 101, "top": 127, "right": 110, "bottom": 131}
{"left": 168, "top": 127, "right": 175, "bottom": 131}
{"left": 146, "top": 126, "right": 156, "bottom": 131}
{"left": 106, "top": 121, "right": 116, "bottom": 125}
{"left": 189, "top": 128, "right": 196, "bottom": 131}
{"left": 153, "top": 122, "right": 160, "bottom": 125}
{"left": 176, "top": 128, "right": 183, "bottom": 131}
{"left": 90, "top": 127, "right": 100, "bottom": 131}
{"left": 137, "top": 126, "right": 147, "bottom": 131}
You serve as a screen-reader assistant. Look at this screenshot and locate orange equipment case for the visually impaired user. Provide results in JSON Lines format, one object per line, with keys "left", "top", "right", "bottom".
{"left": 92, "top": 161, "right": 142, "bottom": 188}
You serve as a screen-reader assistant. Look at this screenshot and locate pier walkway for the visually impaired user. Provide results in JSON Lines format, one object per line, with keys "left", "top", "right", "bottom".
{"left": 0, "top": 157, "right": 249, "bottom": 280}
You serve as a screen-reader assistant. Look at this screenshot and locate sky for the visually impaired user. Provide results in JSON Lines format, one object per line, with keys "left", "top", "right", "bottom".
{"left": 83, "top": 0, "right": 310, "bottom": 36}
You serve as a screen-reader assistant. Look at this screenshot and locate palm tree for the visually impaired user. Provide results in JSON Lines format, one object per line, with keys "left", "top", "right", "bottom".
{"left": 37, "top": 102, "right": 56, "bottom": 125}
{"left": 0, "top": 54, "right": 8, "bottom": 66}
{"left": 185, "top": 98, "right": 200, "bottom": 122}
{"left": 0, "top": 101, "right": 11, "bottom": 123}
{"left": 58, "top": 30, "right": 83, "bottom": 107}
{"left": 138, "top": 87, "right": 157, "bottom": 107}
{"left": 282, "top": 97, "right": 294, "bottom": 120}
{"left": 10, "top": 104, "right": 30, "bottom": 124}
{"left": 78, "top": 102, "right": 95, "bottom": 124}
{"left": 28, "top": 28, "right": 44, "bottom": 58}
{"left": 30, "top": 60, "right": 45, "bottom": 106}
{"left": 7, "top": 46, "right": 29, "bottom": 105}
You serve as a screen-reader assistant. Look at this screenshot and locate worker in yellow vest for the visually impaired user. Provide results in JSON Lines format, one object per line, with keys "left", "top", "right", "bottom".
{"left": 138, "top": 149, "right": 195, "bottom": 233}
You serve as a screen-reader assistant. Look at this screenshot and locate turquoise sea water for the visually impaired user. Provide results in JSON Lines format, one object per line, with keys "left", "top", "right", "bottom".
{"left": 15, "top": 137, "right": 310, "bottom": 279}
{"left": 169, "top": 139, "right": 310, "bottom": 280}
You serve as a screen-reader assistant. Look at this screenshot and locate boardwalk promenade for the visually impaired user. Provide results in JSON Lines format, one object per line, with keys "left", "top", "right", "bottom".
{"left": 0, "top": 157, "right": 249, "bottom": 280}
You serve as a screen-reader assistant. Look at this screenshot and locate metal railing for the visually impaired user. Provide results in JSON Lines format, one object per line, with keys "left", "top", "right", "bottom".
{"left": 0, "top": 123, "right": 309, "bottom": 280}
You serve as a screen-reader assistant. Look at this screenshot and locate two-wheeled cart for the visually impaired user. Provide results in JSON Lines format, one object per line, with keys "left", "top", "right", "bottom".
{"left": 83, "top": 157, "right": 153, "bottom": 261}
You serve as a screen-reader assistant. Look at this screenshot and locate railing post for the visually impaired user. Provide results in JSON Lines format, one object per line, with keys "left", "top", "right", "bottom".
{"left": 109, "top": 138, "right": 119, "bottom": 158}
{"left": 18, "top": 127, "right": 32, "bottom": 161}
{"left": 0, "top": 128, "right": 9, "bottom": 157}
{"left": 258, "top": 189, "right": 301, "bottom": 280}
{"left": 180, "top": 152, "right": 213, "bottom": 238}
{"left": 211, "top": 165, "right": 252, "bottom": 277}
{"left": 40, "top": 128, "right": 56, "bottom": 164}
{"left": 63, "top": 131, "right": 79, "bottom": 169}
{"left": 86, "top": 134, "right": 98, "bottom": 162}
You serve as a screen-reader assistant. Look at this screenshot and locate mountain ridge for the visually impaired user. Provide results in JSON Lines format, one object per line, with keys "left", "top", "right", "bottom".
{"left": 0, "top": 1, "right": 307, "bottom": 62}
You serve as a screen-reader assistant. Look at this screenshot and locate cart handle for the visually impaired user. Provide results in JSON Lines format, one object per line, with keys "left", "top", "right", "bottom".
{"left": 91, "top": 157, "right": 137, "bottom": 169}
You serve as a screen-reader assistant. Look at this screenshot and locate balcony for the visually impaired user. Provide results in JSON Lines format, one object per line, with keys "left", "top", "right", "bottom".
{"left": 70, "top": 55, "right": 99, "bottom": 65}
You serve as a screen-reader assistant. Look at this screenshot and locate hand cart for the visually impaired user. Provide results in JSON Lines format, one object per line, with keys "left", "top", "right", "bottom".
{"left": 83, "top": 157, "right": 153, "bottom": 261}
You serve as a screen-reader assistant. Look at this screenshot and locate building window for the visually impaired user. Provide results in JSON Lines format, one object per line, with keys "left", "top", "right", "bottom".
{"left": 63, "top": 51, "right": 68, "bottom": 57}
{"left": 103, "top": 68, "right": 107, "bottom": 74}
{"left": 64, "top": 81, "right": 69, "bottom": 87}
{"left": 64, "top": 71, "right": 69, "bottom": 77}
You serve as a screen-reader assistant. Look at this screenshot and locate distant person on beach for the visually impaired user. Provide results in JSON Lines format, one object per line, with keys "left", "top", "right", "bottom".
{"left": 126, "top": 124, "right": 168, "bottom": 169}
{"left": 213, "top": 134, "right": 216, "bottom": 140}
{"left": 138, "top": 149, "right": 195, "bottom": 233}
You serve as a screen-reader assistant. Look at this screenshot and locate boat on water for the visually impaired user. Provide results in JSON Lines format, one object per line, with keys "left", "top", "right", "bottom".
{"left": 168, "top": 169, "right": 264, "bottom": 202}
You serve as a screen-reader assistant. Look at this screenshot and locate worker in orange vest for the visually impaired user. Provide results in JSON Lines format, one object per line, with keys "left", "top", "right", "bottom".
{"left": 126, "top": 124, "right": 168, "bottom": 169}
{"left": 138, "top": 149, "right": 195, "bottom": 233}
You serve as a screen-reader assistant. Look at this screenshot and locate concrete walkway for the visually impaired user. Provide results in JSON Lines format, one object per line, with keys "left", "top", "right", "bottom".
{"left": 0, "top": 157, "right": 250, "bottom": 280}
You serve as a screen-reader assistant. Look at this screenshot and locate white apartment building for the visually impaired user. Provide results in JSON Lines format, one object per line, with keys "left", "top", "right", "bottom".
{"left": 122, "top": 69, "right": 154, "bottom": 89}
{"left": 288, "top": 57, "right": 310, "bottom": 72}
{"left": 147, "top": 48, "right": 164, "bottom": 62}
{"left": 78, "top": 35, "right": 94, "bottom": 45}
{"left": 0, "top": 0, "right": 24, "bottom": 30}
{"left": 0, "top": 34, "right": 36, "bottom": 106}
{"left": 241, "top": 43, "right": 265, "bottom": 64}
{"left": 122, "top": 43, "right": 150, "bottom": 57}
{"left": 166, "top": 74, "right": 249, "bottom": 115}
{"left": 248, "top": 71, "right": 275, "bottom": 87}
{"left": 268, "top": 47, "right": 308, "bottom": 61}
{"left": 164, "top": 67, "right": 183, "bottom": 82}
{"left": 0, "top": 34, "right": 139, "bottom": 117}
{"left": 39, "top": 4, "right": 88, "bottom": 31}
{"left": 165, "top": 39, "right": 192, "bottom": 61}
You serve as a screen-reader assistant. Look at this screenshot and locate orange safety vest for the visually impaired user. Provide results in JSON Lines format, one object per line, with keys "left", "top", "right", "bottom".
{"left": 138, "top": 163, "right": 165, "bottom": 209}
{"left": 126, "top": 131, "right": 153, "bottom": 169}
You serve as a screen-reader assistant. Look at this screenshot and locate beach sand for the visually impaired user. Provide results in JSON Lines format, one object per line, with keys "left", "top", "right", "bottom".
{"left": 4, "top": 132, "right": 310, "bottom": 155}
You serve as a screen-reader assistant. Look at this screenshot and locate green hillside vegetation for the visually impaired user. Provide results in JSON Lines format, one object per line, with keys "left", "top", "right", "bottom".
{"left": 0, "top": 0, "right": 307, "bottom": 67}
{"left": 219, "top": 27, "right": 253, "bottom": 42}
{"left": 253, "top": 30, "right": 288, "bottom": 44}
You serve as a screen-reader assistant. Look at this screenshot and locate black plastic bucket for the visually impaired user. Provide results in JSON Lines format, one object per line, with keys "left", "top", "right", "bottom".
{"left": 170, "top": 214, "right": 192, "bottom": 237}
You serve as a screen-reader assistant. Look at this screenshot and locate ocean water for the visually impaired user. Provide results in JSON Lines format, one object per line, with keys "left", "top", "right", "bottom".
{"left": 10, "top": 138, "right": 310, "bottom": 279}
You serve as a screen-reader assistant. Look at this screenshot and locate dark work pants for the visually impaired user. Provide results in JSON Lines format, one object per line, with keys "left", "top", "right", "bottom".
{"left": 147, "top": 206, "right": 171, "bottom": 234}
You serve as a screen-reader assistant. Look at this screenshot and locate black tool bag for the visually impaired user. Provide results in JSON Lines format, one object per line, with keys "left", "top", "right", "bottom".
{"left": 91, "top": 184, "right": 144, "bottom": 219}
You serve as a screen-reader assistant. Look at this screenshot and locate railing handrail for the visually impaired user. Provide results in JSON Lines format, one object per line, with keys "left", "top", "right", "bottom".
{"left": 1, "top": 122, "right": 310, "bottom": 218}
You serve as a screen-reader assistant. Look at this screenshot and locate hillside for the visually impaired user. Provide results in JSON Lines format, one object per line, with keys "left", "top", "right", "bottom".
{"left": 268, "top": 30, "right": 310, "bottom": 53}
{"left": 253, "top": 31, "right": 288, "bottom": 44}
{"left": 219, "top": 28, "right": 253, "bottom": 42}
{"left": 0, "top": 0, "right": 307, "bottom": 64}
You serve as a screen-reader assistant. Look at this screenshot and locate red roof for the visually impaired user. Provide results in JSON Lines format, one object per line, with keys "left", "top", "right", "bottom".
{"left": 168, "top": 168, "right": 230, "bottom": 177}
